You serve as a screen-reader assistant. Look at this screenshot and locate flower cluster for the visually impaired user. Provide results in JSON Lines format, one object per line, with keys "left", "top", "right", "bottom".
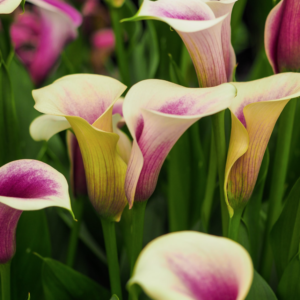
{"left": 0, "top": 0, "right": 299, "bottom": 299}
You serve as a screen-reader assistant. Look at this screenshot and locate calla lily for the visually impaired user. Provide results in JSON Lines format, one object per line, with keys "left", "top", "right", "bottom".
{"left": 265, "top": 0, "right": 300, "bottom": 73}
{"left": 0, "top": 159, "right": 72, "bottom": 264}
{"left": 10, "top": 0, "right": 82, "bottom": 86}
{"left": 123, "top": 0, "right": 237, "bottom": 87}
{"left": 30, "top": 74, "right": 129, "bottom": 221}
{"left": 65, "top": 98, "right": 129, "bottom": 198}
{"left": 123, "top": 80, "right": 236, "bottom": 207}
{"left": 225, "top": 73, "right": 300, "bottom": 216}
{"left": 129, "top": 231, "right": 253, "bottom": 300}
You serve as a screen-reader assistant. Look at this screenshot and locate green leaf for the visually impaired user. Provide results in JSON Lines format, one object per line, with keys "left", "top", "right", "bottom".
{"left": 271, "top": 178, "right": 300, "bottom": 278}
{"left": 21, "top": 0, "right": 26, "bottom": 12}
{"left": 42, "top": 257, "right": 110, "bottom": 300}
{"left": 168, "top": 53, "right": 187, "bottom": 86}
{"left": 246, "top": 270, "right": 277, "bottom": 300}
{"left": 243, "top": 149, "right": 269, "bottom": 267}
{"left": 11, "top": 211, "right": 51, "bottom": 300}
{"left": 277, "top": 254, "right": 300, "bottom": 300}
{"left": 0, "top": 58, "right": 21, "bottom": 166}
{"left": 110, "top": 295, "right": 119, "bottom": 300}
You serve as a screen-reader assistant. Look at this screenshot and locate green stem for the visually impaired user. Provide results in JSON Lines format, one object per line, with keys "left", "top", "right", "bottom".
{"left": 211, "top": 111, "right": 229, "bottom": 236}
{"left": 109, "top": 5, "right": 130, "bottom": 86}
{"left": 101, "top": 219, "right": 123, "bottom": 300}
{"left": 260, "top": 99, "right": 297, "bottom": 280}
{"left": 122, "top": 201, "right": 147, "bottom": 275}
{"left": 201, "top": 136, "right": 217, "bottom": 232}
{"left": 66, "top": 196, "right": 85, "bottom": 267}
{"left": 0, "top": 261, "right": 11, "bottom": 300}
{"left": 228, "top": 207, "right": 244, "bottom": 242}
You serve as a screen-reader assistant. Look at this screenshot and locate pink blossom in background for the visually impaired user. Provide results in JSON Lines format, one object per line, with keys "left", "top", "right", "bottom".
{"left": 10, "top": 0, "right": 82, "bottom": 86}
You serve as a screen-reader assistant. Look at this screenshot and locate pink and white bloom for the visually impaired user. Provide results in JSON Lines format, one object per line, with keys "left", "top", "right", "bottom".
{"left": 10, "top": 0, "right": 82, "bottom": 85}
{"left": 0, "top": 159, "right": 72, "bottom": 264}
{"left": 129, "top": 231, "right": 253, "bottom": 300}
{"left": 265, "top": 0, "right": 300, "bottom": 73}
{"left": 123, "top": 0, "right": 237, "bottom": 87}
{"left": 30, "top": 74, "right": 130, "bottom": 221}
{"left": 225, "top": 73, "right": 300, "bottom": 216}
{"left": 123, "top": 80, "right": 236, "bottom": 207}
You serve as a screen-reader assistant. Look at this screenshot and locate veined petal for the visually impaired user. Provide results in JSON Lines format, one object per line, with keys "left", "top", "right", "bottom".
{"left": 129, "top": 231, "right": 253, "bottom": 300}
{"left": 205, "top": 0, "right": 237, "bottom": 81}
{"left": 264, "top": 1, "right": 284, "bottom": 74}
{"left": 123, "top": 0, "right": 234, "bottom": 86}
{"left": 0, "top": 160, "right": 72, "bottom": 213}
{"left": 30, "top": 114, "right": 70, "bottom": 142}
{"left": 0, "top": 203, "right": 22, "bottom": 264}
{"left": 225, "top": 73, "right": 300, "bottom": 215}
{"left": 33, "top": 74, "right": 126, "bottom": 124}
{"left": 124, "top": 80, "right": 236, "bottom": 207}
{"left": 0, "top": 0, "right": 22, "bottom": 14}
{"left": 66, "top": 115, "right": 128, "bottom": 221}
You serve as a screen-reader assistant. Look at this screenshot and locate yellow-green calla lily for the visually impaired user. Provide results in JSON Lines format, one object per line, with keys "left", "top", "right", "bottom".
{"left": 30, "top": 74, "right": 128, "bottom": 221}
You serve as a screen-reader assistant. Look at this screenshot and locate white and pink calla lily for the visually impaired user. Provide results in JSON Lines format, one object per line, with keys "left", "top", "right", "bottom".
{"left": 129, "top": 231, "right": 253, "bottom": 300}
{"left": 225, "top": 73, "right": 300, "bottom": 216}
{"left": 123, "top": 0, "right": 237, "bottom": 87}
{"left": 30, "top": 74, "right": 129, "bottom": 221}
{"left": 0, "top": 159, "right": 72, "bottom": 264}
{"left": 10, "top": 0, "right": 82, "bottom": 85}
{"left": 123, "top": 80, "right": 236, "bottom": 207}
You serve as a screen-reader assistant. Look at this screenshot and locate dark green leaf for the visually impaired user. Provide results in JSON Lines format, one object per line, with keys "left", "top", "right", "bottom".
{"left": 42, "top": 257, "right": 110, "bottom": 300}
{"left": 277, "top": 254, "right": 300, "bottom": 300}
{"left": 246, "top": 270, "right": 277, "bottom": 300}
{"left": 11, "top": 211, "right": 51, "bottom": 300}
{"left": 271, "top": 178, "right": 300, "bottom": 278}
{"left": 243, "top": 149, "right": 269, "bottom": 267}
{"left": 0, "top": 58, "right": 21, "bottom": 165}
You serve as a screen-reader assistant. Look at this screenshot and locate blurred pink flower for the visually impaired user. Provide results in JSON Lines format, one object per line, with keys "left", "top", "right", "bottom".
{"left": 10, "top": 0, "right": 82, "bottom": 85}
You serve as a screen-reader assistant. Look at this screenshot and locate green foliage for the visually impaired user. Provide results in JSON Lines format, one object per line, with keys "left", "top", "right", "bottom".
{"left": 246, "top": 271, "right": 278, "bottom": 300}
{"left": 271, "top": 178, "right": 300, "bottom": 278}
{"left": 41, "top": 257, "right": 110, "bottom": 300}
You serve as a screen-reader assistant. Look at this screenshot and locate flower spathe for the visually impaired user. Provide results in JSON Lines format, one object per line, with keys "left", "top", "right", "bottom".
{"left": 30, "top": 74, "right": 128, "bottom": 221}
{"left": 123, "top": 80, "right": 236, "bottom": 207}
{"left": 0, "top": 0, "right": 22, "bottom": 14}
{"left": 0, "top": 159, "right": 72, "bottom": 264}
{"left": 10, "top": 0, "right": 82, "bottom": 85}
{"left": 129, "top": 231, "right": 253, "bottom": 300}
{"left": 265, "top": 0, "right": 300, "bottom": 73}
{"left": 123, "top": 0, "right": 237, "bottom": 87}
{"left": 225, "top": 73, "right": 300, "bottom": 216}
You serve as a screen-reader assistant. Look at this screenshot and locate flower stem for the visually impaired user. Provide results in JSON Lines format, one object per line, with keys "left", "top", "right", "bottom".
{"left": 228, "top": 207, "right": 244, "bottom": 242}
{"left": 100, "top": 219, "right": 123, "bottom": 300}
{"left": 66, "top": 196, "right": 85, "bottom": 267}
{"left": 109, "top": 5, "right": 130, "bottom": 87}
{"left": 0, "top": 261, "right": 11, "bottom": 300}
{"left": 260, "top": 99, "right": 297, "bottom": 281}
{"left": 122, "top": 201, "right": 147, "bottom": 275}
{"left": 201, "top": 136, "right": 217, "bottom": 232}
{"left": 211, "top": 111, "right": 229, "bottom": 236}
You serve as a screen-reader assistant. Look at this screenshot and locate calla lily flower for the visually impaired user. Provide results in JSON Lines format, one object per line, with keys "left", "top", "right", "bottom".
{"left": 0, "top": 0, "right": 22, "bottom": 14}
{"left": 65, "top": 98, "right": 129, "bottom": 198}
{"left": 10, "top": 0, "right": 82, "bottom": 86}
{"left": 129, "top": 231, "right": 253, "bottom": 300}
{"left": 225, "top": 73, "right": 300, "bottom": 216}
{"left": 123, "top": 80, "right": 236, "bottom": 207}
{"left": 30, "top": 74, "right": 129, "bottom": 221}
{"left": 123, "top": 0, "right": 237, "bottom": 87}
{"left": 265, "top": 0, "right": 300, "bottom": 73}
{"left": 0, "top": 159, "right": 72, "bottom": 264}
